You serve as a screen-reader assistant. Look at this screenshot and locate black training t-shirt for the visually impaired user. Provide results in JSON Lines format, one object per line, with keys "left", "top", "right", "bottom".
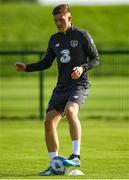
{"left": 26, "top": 26, "right": 100, "bottom": 87}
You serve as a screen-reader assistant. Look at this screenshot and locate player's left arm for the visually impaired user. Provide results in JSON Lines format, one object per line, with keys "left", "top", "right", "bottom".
{"left": 81, "top": 31, "right": 100, "bottom": 72}
{"left": 71, "top": 31, "right": 100, "bottom": 79}
{"left": 71, "top": 66, "right": 84, "bottom": 79}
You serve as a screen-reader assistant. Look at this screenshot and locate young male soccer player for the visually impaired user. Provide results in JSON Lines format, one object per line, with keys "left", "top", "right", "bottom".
{"left": 15, "top": 4, "right": 100, "bottom": 175}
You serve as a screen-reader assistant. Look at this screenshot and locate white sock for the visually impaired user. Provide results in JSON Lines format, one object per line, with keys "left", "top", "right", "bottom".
{"left": 72, "top": 140, "right": 80, "bottom": 155}
{"left": 48, "top": 152, "right": 58, "bottom": 162}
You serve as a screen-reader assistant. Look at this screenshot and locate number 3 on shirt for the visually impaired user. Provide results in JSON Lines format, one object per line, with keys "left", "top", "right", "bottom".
{"left": 60, "top": 49, "right": 71, "bottom": 63}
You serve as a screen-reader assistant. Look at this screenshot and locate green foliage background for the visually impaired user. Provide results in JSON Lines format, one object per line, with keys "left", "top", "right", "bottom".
{"left": 0, "top": 4, "right": 129, "bottom": 50}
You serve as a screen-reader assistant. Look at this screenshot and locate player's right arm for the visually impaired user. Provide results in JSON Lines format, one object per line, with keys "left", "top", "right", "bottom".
{"left": 15, "top": 62, "right": 27, "bottom": 71}
{"left": 15, "top": 36, "right": 56, "bottom": 72}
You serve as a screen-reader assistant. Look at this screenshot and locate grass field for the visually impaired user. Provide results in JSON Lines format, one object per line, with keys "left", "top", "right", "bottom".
{"left": 1, "top": 74, "right": 129, "bottom": 178}
{"left": 1, "top": 73, "right": 129, "bottom": 178}
{"left": 0, "top": 119, "right": 129, "bottom": 179}
{"left": 1, "top": 76, "right": 129, "bottom": 119}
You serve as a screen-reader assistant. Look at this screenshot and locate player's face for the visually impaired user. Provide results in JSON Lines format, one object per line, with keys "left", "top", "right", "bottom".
{"left": 54, "top": 13, "right": 72, "bottom": 33}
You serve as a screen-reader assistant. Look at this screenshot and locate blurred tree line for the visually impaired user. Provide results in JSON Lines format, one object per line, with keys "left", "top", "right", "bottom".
{"left": 0, "top": 0, "right": 37, "bottom": 3}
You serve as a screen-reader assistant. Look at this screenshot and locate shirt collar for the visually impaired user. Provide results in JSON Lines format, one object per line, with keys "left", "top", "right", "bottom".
{"left": 59, "top": 24, "right": 73, "bottom": 35}
{"left": 65, "top": 24, "right": 73, "bottom": 34}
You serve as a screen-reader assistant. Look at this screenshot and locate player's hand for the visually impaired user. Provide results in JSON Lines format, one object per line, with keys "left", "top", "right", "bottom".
{"left": 15, "top": 62, "right": 27, "bottom": 71}
{"left": 71, "top": 66, "right": 84, "bottom": 79}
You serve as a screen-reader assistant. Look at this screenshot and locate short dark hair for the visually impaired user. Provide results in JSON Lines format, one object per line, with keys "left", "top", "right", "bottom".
{"left": 52, "top": 4, "right": 71, "bottom": 15}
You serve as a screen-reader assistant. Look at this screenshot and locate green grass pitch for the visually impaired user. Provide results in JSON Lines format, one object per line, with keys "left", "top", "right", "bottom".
{"left": 0, "top": 119, "right": 129, "bottom": 179}
{"left": 0, "top": 72, "right": 129, "bottom": 178}
{"left": 0, "top": 76, "right": 129, "bottom": 178}
{"left": 1, "top": 76, "right": 129, "bottom": 119}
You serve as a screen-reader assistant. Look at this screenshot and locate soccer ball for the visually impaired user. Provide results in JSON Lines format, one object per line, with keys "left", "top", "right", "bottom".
{"left": 50, "top": 156, "right": 68, "bottom": 175}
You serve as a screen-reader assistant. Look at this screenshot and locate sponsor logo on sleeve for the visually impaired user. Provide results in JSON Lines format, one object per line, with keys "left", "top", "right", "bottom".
{"left": 90, "top": 38, "right": 94, "bottom": 44}
{"left": 55, "top": 43, "right": 60, "bottom": 47}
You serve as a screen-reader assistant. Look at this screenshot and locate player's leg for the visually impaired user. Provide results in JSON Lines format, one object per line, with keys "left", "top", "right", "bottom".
{"left": 63, "top": 86, "right": 90, "bottom": 167}
{"left": 38, "top": 109, "right": 62, "bottom": 175}
{"left": 64, "top": 101, "right": 81, "bottom": 141}
{"left": 44, "top": 109, "right": 62, "bottom": 155}
{"left": 63, "top": 101, "right": 81, "bottom": 167}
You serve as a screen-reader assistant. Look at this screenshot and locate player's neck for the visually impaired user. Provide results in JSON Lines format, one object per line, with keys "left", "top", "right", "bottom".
{"left": 64, "top": 24, "right": 72, "bottom": 35}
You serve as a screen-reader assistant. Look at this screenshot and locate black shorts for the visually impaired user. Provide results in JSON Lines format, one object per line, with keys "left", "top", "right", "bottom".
{"left": 46, "top": 84, "right": 90, "bottom": 114}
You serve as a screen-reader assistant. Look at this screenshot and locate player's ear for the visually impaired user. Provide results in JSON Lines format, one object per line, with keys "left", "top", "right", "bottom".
{"left": 68, "top": 15, "right": 72, "bottom": 22}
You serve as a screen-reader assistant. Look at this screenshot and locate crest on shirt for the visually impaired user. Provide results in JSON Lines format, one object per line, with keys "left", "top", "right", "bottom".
{"left": 70, "top": 40, "right": 78, "bottom": 48}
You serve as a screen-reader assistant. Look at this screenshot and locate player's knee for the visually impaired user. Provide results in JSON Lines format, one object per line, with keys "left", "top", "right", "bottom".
{"left": 64, "top": 106, "right": 75, "bottom": 118}
{"left": 44, "top": 118, "right": 54, "bottom": 130}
